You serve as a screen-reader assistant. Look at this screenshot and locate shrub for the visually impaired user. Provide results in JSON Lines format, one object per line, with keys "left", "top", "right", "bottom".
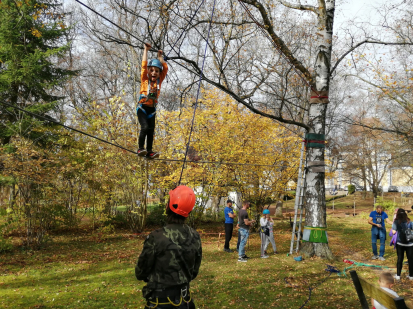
{"left": 145, "top": 203, "right": 167, "bottom": 227}
{"left": 104, "top": 213, "right": 128, "bottom": 229}
{"left": 359, "top": 212, "right": 369, "bottom": 220}
{"left": 0, "top": 236, "right": 13, "bottom": 253}
{"left": 374, "top": 197, "right": 397, "bottom": 214}
{"left": 348, "top": 185, "right": 356, "bottom": 195}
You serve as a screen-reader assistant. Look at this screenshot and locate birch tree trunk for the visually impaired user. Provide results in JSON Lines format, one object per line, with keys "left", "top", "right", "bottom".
{"left": 300, "top": 0, "right": 335, "bottom": 259}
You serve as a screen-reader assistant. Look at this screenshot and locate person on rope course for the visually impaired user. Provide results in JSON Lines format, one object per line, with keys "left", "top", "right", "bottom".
{"left": 260, "top": 209, "right": 271, "bottom": 259}
{"left": 371, "top": 272, "right": 399, "bottom": 309}
{"left": 135, "top": 186, "right": 202, "bottom": 308}
{"left": 238, "top": 201, "right": 255, "bottom": 262}
{"left": 224, "top": 199, "right": 236, "bottom": 253}
{"left": 391, "top": 208, "right": 413, "bottom": 281}
{"left": 368, "top": 205, "right": 393, "bottom": 261}
{"left": 137, "top": 42, "right": 168, "bottom": 159}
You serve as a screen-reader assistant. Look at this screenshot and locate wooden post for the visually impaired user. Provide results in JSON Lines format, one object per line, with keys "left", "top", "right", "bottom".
{"left": 353, "top": 196, "right": 356, "bottom": 216}
{"left": 350, "top": 270, "right": 369, "bottom": 309}
{"left": 332, "top": 199, "right": 334, "bottom": 212}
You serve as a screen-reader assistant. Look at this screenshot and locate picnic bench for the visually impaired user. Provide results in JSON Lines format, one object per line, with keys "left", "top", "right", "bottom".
{"left": 350, "top": 270, "right": 410, "bottom": 309}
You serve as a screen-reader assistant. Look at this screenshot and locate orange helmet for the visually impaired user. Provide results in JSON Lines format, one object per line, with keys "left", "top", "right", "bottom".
{"left": 168, "top": 186, "right": 196, "bottom": 217}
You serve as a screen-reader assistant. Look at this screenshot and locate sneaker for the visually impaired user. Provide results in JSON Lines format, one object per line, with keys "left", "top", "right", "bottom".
{"left": 137, "top": 149, "right": 147, "bottom": 157}
{"left": 378, "top": 256, "right": 385, "bottom": 261}
{"left": 238, "top": 257, "right": 247, "bottom": 262}
{"left": 394, "top": 275, "right": 401, "bottom": 281}
{"left": 404, "top": 261, "right": 409, "bottom": 265}
{"left": 242, "top": 254, "right": 250, "bottom": 259}
{"left": 261, "top": 255, "right": 269, "bottom": 259}
{"left": 145, "top": 152, "right": 159, "bottom": 160}
{"left": 371, "top": 255, "right": 379, "bottom": 260}
{"left": 224, "top": 248, "right": 233, "bottom": 253}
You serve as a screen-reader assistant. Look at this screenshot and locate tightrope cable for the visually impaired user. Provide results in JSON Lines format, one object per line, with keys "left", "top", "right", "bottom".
{"left": 0, "top": 101, "right": 138, "bottom": 155}
{"left": 165, "top": 1, "right": 206, "bottom": 60}
{"left": 1, "top": 101, "right": 299, "bottom": 168}
{"left": 177, "top": 0, "right": 216, "bottom": 185}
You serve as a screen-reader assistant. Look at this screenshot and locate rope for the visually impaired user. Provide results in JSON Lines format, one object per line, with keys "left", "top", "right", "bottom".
{"left": 74, "top": 0, "right": 151, "bottom": 48}
{"left": 339, "top": 259, "right": 390, "bottom": 277}
{"left": 164, "top": 1, "right": 206, "bottom": 60}
{"left": 0, "top": 101, "right": 138, "bottom": 155}
{"left": 284, "top": 264, "right": 339, "bottom": 308}
{"left": 1, "top": 101, "right": 296, "bottom": 168}
{"left": 237, "top": 0, "right": 320, "bottom": 96}
{"left": 177, "top": 0, "right": 216, "bottom": 185}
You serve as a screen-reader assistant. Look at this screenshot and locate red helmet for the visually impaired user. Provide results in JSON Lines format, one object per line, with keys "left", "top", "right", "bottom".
{"left": 168, "top": 186, "right": 196, "bottom": 217}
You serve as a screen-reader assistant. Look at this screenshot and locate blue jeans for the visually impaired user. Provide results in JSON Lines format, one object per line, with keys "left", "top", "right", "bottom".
{"left": 371, "top": 226, "right": 386, "bottom": 257}
{"left": 237, "top": 230, "right": 241, "bottom": 250}
{"left": 238, "top": 228, "right": 249, "bottom": 257}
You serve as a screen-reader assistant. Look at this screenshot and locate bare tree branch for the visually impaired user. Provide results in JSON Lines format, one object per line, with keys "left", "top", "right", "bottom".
{"left": 331, "top": 39, "right": 413, "bottom": 75}
{"left": 277, "top": 0, "right": 317, "bottom": 14}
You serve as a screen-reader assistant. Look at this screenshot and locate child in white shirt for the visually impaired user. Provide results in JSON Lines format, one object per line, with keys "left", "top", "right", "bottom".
{"left": 372, "top": 272, "right": 399, "bottom": 309}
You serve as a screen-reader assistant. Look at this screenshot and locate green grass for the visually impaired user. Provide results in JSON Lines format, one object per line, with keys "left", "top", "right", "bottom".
{"left": 1, "top": 217, "right": 413, "bottom": 308}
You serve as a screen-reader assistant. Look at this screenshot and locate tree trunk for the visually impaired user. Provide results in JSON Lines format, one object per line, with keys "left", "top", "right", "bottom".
{"left": 275, "top": 199, "right": 283, "bottom": 217}
{"left": 300, "top": 0, "right": 335, "bottom": 259}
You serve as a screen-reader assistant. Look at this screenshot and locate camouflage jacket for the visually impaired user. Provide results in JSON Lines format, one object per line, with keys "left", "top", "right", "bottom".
{"left": 135, "top": 224, "right": 202, "bottom": 292}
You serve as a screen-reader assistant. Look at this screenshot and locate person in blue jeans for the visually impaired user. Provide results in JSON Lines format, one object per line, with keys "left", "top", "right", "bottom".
{"left": 368, "top": 205, "right": 393, "bottom": 261}
{"left": 238, "top": 201, "right": 255, "bottom": 262}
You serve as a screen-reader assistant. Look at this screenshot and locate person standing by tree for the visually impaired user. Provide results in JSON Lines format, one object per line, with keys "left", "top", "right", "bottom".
{"left": 368, "top": 205, "right": 393, "bottom": 261}
{"left": 135, "top": 186, "right": 202, "bottom": 308}
{"left": 224, "top": 199, "right": 236, "bottom": 253}
{"left": 237, "top": 201, "right": 255, "bottom": 262}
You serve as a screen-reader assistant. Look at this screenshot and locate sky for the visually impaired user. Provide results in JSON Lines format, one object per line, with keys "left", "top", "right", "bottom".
{"left": 334, "top": 0, "right": 390, "bottom": 28}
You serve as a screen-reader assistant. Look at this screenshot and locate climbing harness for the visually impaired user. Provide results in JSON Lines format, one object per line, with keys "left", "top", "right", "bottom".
{"left": 137, "top": 77, "right": 160, "bottom": 119}
{"left": 145, "top": 286, "right": 192, "bottom": 308}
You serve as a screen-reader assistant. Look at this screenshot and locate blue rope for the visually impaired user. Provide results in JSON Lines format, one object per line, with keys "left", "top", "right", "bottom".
{"left": 177, "top": 0, "right": 216, "bottom": 185}
{"left": 164, "top": 1, "right": 206, "bottom": 60}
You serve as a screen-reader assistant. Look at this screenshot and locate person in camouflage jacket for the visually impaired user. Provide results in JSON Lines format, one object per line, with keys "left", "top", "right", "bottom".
{"left": 135, "top": 186, "right": 202, "bottom": 308}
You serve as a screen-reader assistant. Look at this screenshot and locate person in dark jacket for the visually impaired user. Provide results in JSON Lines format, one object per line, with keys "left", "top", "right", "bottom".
{"left": 391, "top": 208, "right": 413, "bottom": 281}
{"left": 135, "top": 186, "right": 202, "bottom": 308}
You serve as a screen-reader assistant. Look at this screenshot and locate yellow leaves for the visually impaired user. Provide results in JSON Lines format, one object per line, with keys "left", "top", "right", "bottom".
{"left": 16, "top": 1, "right": 23, "bottom": 7}
{"left": 31, "top": 28, "right": 42, "bottom": 38}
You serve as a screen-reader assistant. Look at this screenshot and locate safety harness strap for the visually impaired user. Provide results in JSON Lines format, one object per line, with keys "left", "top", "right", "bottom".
{"left": 137, "top": 104, "right": 156, "bottom": 119}
{"left": 137, "top": 78, "right": 160, "bottom": 119}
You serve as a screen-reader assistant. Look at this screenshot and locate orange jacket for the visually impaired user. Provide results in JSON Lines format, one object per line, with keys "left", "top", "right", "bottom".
{"left": 139, "top": 60, "right": 168, "bottom": 107}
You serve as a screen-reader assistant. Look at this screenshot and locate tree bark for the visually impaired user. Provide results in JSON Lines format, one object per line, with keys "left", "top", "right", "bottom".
{"left": 275, "top": 200, "right": 283, "bottom": 217}
{"left": 301, "top": 0, "right": 335, "bottom": 259}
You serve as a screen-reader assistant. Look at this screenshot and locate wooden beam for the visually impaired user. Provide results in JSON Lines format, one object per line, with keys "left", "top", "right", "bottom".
{"left": 350, "top": 270, "right": 369, "bottom": 309}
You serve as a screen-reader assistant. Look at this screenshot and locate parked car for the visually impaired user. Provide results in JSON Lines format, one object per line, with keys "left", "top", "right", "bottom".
{"left": 355, "top": 185, "right": 365, "bottom": 191}
{"left": 388, "top": 186, "right": 399, "bottom": 192}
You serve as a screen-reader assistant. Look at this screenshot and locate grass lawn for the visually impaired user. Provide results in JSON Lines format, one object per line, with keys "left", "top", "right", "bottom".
{"left": 1, "top": 215, "right": 413, "bottom": 308}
